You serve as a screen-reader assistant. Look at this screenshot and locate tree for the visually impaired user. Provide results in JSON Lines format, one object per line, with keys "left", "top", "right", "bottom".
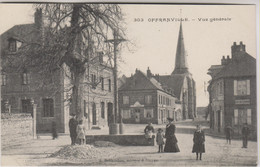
{"left": 2, "top": 3, "right": 127, "bottom": 119}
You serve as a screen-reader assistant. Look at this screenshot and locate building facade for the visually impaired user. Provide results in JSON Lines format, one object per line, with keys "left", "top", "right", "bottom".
{"left": 207, "top": 42, "right": 257, "bottom": 139}
{"left": 118, "top": 69, "right": 178, "bottom": 124}
{"left": 1, "top": 9, "right": 114, "bottom": 133}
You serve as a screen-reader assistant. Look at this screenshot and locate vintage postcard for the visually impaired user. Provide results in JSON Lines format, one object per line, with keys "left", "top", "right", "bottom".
{"left": 0, "top": 2, "right": 258, "bottom": 166}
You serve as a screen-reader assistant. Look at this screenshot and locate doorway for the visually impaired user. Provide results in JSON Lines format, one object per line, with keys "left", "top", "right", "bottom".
{"left": 218, "top": 110, "right": 221, "bottom": 132}
{"left": 107, "top": 102, "right": 113, "bottom": 125}
{"left": 134, "top": 109, "right": 140, "bottom": 123}
{"left": 92, "top": 103, "right": 96, "bottom": 125}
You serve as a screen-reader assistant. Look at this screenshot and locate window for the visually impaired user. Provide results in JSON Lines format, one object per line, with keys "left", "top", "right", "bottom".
{"left": 123, "top": 109, "right": 131, "bottom": 119}
{"left": 123, "top": 96, "right": 129, "bottom": 105}
{"left": 100, "top": 77, "right": 104, "bottom": 90}
{"left": 108, "top": 79, "right": 111, "bottom": 92}
{"left": 158, "top": 95, "right": 161, "bottom": 104}
{"left": 144, "top": 109, "right": 153, "bottom": 118}
{"left": 22, "top": 72, "right": 29, "bottom": 85}
{"left": 2, "top": 74, "right": 6, "bottom": 86}
{"left": 21, "top": 99, "right": 32, "bottom": 113}
{"left": 101, "top": 102, "right": 105, "bottom": 119}
{"left": 234, "top": 109, "right": 251, "bottom": 125}
{"left": 43, "top": 98, "right": 54, "bottom": 117}
{"left": 145, "top": 95, "right": 152, "bottom": 104}
{"left": 9, "top": 40, "right": 17, "bottom": 52}
{"left": 91, "top": 74, "right": 96, "bottom": 83}
{"left": 234, "top": 80, "right": 250, "bottom": 96}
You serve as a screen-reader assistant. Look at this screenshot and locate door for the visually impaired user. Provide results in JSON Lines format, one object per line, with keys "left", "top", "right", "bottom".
{"left": 218, "top": 110, "right": 221, "bottom": 132}
{"left": 134, "top": 109, "right": 140, "bottom": 123}
{"left": 92, "top": 103, "right": 96, "bottom": 125}
{"left": 107, "top": 102, "right": 113, "bottom": 125}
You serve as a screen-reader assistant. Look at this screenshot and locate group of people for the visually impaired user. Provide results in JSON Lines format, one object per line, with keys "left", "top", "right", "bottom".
{"left": 144, "top": 118, "right": 205, "bottom": 160}
{"left": 69, "top": 114, "right": 87, "bottom": 145}
{"left": 225, "top": 123, "right": 250, "bottom": 148}
{"left": 145, "top": 118, "right": 251, "bottom": 161}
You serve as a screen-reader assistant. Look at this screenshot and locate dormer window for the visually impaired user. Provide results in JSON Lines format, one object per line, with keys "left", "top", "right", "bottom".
{"left": 9, "top": 39, "right": 17, "bottom": 52}
{"left": 8, "top": 38, "right": 22, "bottom": 52}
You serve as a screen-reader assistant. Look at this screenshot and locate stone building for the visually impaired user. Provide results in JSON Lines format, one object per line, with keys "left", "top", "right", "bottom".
{"left": 118, "top": 69, "right": 179, "bottom": 124}
{"left": 1, "top": 9, "right": 114, "bottom": 133}
{"left": 207, "top": 42, "right": 257, "bottom": 139}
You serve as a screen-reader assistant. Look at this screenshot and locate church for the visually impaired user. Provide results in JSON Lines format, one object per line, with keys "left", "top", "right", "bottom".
{"left": 119, "top": 22, "right": 197, "bottom": 124}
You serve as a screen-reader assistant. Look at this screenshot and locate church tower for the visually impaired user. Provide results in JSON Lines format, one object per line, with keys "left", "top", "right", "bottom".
{"left": 171, "top": 21, "right": 197, "bottom": 119}
{"left": 172, "top": 21, "right": 189, "bottom": 75}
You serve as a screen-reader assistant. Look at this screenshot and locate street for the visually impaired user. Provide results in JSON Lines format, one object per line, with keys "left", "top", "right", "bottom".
{"left": 1, "top": 120, "right": 258, "bottom": 166}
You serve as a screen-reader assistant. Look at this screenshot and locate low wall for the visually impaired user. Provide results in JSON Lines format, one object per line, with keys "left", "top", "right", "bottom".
{"left": 86, "top": 134, "right": 155, "bottom": 146}
{"left": 1, "top": 113, "right": 33, "bottom": 149}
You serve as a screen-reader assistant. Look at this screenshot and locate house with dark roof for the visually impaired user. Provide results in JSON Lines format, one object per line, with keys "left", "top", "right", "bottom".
{"left": 118, "top": 69, "right": 180, "bottom": 124}
{"left": 207, "top": 41, "right": 257, "bottom": 139}
{"left": 118, "top": 21, "right": 197, "bottom": 124}
{"left": 1, "top": 9, "right": 115, "bottom": 133}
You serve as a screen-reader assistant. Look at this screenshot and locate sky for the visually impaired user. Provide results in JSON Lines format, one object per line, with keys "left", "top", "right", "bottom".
{"left": 0, "top": 4, "right": 257, "bottom": 107}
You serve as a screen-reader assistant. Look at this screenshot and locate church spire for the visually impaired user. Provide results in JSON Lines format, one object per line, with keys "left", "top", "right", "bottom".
{"left": 172, "top": 21, "right": 189, "bottom": 75}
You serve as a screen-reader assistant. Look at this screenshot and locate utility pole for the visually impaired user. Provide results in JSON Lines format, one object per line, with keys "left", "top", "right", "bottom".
{"left": 105, "top": 29, "right": 125, "bottom": 134}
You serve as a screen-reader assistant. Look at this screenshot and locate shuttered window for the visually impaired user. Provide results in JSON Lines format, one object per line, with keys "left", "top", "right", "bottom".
{"left": 234, "top": 79, "right": 250, "bottom": 96}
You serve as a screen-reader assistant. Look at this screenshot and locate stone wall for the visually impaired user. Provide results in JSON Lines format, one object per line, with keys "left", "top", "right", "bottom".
{"left": 1, "top": 113, "right": 33, "bottom": 149}
{"left": 85, "top": 134, "right": 155, "bottom": 146}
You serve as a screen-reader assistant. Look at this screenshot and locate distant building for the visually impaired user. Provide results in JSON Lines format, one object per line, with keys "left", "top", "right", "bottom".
{"left": 1, "top": 9, "right": 114, "bottom": 133}
{"left": 207, "top": 42, "right": 257, "bottom": 139}
{"left": 118, "top": 69, "right": 179, "bottom": 124}
{"left": 119, "top": 21, "right": 196, "bottom": 124}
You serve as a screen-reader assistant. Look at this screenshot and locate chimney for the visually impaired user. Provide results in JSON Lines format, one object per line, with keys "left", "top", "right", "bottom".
{"left": 34, "top": 8, "right": 43, "bottom": 29}
{"left": 231, "top": 41, "right": 246, "bottom": 58}
{"left": 221, "top": 56, "right": 226, "bottom": 65}
{"left": 147, "top": 67, "right": 152, "bottom": 78}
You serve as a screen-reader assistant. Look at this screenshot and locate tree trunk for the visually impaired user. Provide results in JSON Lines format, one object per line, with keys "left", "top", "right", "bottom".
{"left": 65, "top": 4, "right": 85, "bottom": 119}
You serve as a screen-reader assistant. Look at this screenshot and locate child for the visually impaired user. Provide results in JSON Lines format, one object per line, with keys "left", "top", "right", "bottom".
{"left": 76, "top": 120, "right": 86, "bottom": 145}
{"left": 156, "top": 128, "right": 165, "bottom": 153}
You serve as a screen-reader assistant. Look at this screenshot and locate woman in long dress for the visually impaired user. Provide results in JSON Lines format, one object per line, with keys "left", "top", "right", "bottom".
{"left": 164, "top": 118, "right": 180, "bottom": 153}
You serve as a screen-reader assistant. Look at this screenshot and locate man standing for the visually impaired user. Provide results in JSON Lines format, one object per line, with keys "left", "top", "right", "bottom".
{"left": 69, "top": 113, "right": 78, "bottom": 145}
{"left": 242, "top": 123, "right": 250, "bottom": 148}
{"left": 225, "top": 125, "right": 233, "bottom": 144}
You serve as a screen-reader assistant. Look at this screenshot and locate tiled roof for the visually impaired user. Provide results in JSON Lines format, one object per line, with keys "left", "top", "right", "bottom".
{"left": 153, "top": 75, "right": 185, "bottom": 99}
{"left": 0, "top": 24, "right": 40, "bottom": 47}
{"left": 214, "top": 52, "right": 256, "bottom": 80}
{"left": 119, "top": 70, "right": 160, "bottom": 91}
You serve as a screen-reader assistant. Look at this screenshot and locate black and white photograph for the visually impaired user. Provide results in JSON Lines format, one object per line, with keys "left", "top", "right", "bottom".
{"left": 0, "top": 1, "right": 258, "bottom": 166}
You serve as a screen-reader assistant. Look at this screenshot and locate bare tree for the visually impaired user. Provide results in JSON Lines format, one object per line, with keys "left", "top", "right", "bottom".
{"left": 2, "top": 3, "right": 127, "bottom": 119}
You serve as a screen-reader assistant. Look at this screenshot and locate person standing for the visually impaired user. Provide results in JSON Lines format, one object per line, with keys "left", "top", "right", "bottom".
{"left": 51, "top": 121, "right": 58, "bottom": 140}
{"left": 156, "top": 128, "right": 165, "bottom": 153}
{"left": 76, "top": 120, "right": 86, "bottom": 145}
{"left": 164, "top": 118, "right": 180, "bottom": 153}
{"left": 69, "top": 113, "right": 78, "bottom": 145}
{"left": 192, "top": 125, "right": 205, "bottom": 160}
{"left": 225, "top": 125, "right": 233, "bottom": 144}
{"left": 242, "top": 123, "right": 250, "bottom": 148}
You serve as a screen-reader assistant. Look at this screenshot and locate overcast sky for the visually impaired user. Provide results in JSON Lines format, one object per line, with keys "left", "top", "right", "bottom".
{"left": 0, "top": 4, "right": 257, "bottom": 107}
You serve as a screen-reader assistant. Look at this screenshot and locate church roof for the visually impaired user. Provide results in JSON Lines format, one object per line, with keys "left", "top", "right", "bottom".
{"left": 153, "top": 75, "right": 185, "bottom": 99}
{"left": 213, "top": 52, "right": 256, "bottom": 80}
